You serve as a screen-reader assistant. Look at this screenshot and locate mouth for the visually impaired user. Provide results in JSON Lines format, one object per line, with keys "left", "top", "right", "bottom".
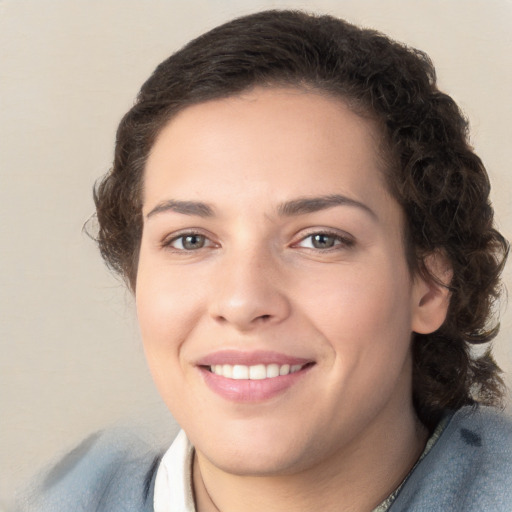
{"left": 196, "top": 351, "right": 315, "bottom": 402}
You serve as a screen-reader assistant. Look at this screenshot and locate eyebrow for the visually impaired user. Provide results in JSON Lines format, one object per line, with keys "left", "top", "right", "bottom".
{"left": 145, "top": 194, "right": 376, "bottom": 220}
{"left": 277, "top": 194, "right": 377, "bottom": 219}
{"left": 146, "top": 200, "right": 214, "bottom": 219}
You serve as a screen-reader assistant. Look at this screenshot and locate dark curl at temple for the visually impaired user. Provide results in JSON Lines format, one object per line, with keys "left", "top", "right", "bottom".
{"left": 92, "top": 10, "right": 509, "bottom": 429}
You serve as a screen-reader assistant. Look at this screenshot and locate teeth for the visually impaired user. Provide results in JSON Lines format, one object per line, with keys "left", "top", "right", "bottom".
{"left": 249, "top": 364, "right": 266, "bottom": 380}
{"left": 266, "top": 364, "right": 280, "bottom": 378}
{"left": 232, "top": 365, "right": 249, "bottom": 379}
{"left": 222, "top": 364, "right": 233, "bottom": 378}
{"left": 209, "top": 363, "right": 305, "bottom": 379}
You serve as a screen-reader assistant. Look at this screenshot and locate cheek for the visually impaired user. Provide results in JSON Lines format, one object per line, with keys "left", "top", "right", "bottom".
{"left": 297, "top": 259, "right": 414, "bottom": 363}
{"left": 135, "top": 271, "right": 200, "bottom": 408}
{"left": 135, "top": 258, "right": 202, "bottom": 362}
{"left": 303, "top": 265, "right": 415, "bottom": 421}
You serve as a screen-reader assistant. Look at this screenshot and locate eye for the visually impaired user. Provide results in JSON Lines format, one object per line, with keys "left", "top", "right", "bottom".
{"left": 295, "top": 231, "right": 354, "bottom": 250}
{"left": 165, "top": 233, "right": 213, "bottom": 251}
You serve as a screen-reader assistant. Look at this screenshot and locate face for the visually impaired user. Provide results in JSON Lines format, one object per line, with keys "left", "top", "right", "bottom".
{"left": 136, "top": 87, "right": 434, "bottom": 476}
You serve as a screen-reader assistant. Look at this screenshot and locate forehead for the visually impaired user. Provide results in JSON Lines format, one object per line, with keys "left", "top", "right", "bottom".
{"left": 143, "top": 87, "right": 393, "bottom": 219}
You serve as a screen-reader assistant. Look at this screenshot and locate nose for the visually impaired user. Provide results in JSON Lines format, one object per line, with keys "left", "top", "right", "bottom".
{"left": 208, "top": 246, "right": 291, "bottom": 332}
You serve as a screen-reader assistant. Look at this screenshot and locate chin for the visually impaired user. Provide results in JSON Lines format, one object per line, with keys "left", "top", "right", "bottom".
{"left": 195, "top": 422, "right": 323, "bottom": 477}
{"left": 206, "top": 446, "right": 309, "bottom": 477}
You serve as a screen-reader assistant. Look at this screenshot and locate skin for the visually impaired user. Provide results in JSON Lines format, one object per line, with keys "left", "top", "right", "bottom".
{"left": 136, "top": 87, "right": 451, "bottom": 511}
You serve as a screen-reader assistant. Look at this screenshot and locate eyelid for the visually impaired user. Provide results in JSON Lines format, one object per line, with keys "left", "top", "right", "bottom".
{"left": 161, "top": 229, "right": 218, "bottom": 251}
{"left": 159, "top": 227, "right": 354, "bottom": 252}
{"left": 291, "top": 228, "right": 355, "bottom": 250}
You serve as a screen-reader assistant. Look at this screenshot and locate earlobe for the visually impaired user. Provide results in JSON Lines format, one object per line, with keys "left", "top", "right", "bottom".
{"left": 411, "top": 252, "right": 453, "bottom": 334}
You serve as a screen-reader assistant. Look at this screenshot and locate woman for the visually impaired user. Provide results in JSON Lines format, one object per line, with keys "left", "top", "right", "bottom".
{"left": 21, "top": 9, "right": 511, "bottom": 512}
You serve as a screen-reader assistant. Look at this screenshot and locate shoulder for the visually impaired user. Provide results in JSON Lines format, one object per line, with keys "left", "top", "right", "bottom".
{"left": 16, "top": 428, "right": 166, "bottom": 512}
{"left": 391, "top": 405, "right": 512, "bottom": 511}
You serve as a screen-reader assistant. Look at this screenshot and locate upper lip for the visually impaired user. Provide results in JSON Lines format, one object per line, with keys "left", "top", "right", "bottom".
{"left": 195, "top": 350, "right": 314, "bottom": 367}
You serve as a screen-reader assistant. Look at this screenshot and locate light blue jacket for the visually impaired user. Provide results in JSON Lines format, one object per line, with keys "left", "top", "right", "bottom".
{"left": 16, "top": 406, "right": 512, "bottom": 511}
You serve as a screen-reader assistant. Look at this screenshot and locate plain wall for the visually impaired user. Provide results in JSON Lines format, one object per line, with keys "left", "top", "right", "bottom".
{"left": 2, "top": 0, "right": 511, "bottom": 506}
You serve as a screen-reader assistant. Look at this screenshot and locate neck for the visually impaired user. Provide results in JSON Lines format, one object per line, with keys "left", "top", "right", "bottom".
{"left": 193, "top": 404, "right": 427, "bottom": 512}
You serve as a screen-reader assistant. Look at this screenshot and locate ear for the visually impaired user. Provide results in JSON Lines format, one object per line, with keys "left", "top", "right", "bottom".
{"left": 411, "top": 251, "right": 453, "bottom": 334}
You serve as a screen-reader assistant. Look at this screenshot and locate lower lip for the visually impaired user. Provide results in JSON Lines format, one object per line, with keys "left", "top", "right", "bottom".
{"left": 200, "top": 365, "right": 313, "bottom": 403}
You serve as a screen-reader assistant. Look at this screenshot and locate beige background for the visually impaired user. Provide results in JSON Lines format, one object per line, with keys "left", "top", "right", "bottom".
{"left": 1, "top": 0, "right": 511, "bottom": 507}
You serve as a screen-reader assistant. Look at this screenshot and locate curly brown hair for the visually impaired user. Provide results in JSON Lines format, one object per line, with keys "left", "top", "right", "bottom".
{"left": 93, "top": 10, "right": 509, "bottom": 429}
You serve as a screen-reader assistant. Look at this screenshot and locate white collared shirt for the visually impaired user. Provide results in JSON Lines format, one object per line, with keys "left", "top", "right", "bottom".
{"left": 154, "top": 430, "right": 196, "bottom": 512}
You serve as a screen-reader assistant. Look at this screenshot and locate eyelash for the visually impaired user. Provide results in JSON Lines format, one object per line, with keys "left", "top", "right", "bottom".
{"left": 292, "top": 230, "right": 355, "bottom": 251}
{"left": 162, "top": 231, "right": 216, "bottom": 252}
{"left": 162, "top": 229, "right": 354, "bottom": 253}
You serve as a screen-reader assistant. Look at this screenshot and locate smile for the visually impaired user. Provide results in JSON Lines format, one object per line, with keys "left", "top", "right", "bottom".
{"left": 196, "top": 350, "right": 315, "bottom": 402}
{"left": 209, "top": 363, "right": 305, "bottom": 380}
